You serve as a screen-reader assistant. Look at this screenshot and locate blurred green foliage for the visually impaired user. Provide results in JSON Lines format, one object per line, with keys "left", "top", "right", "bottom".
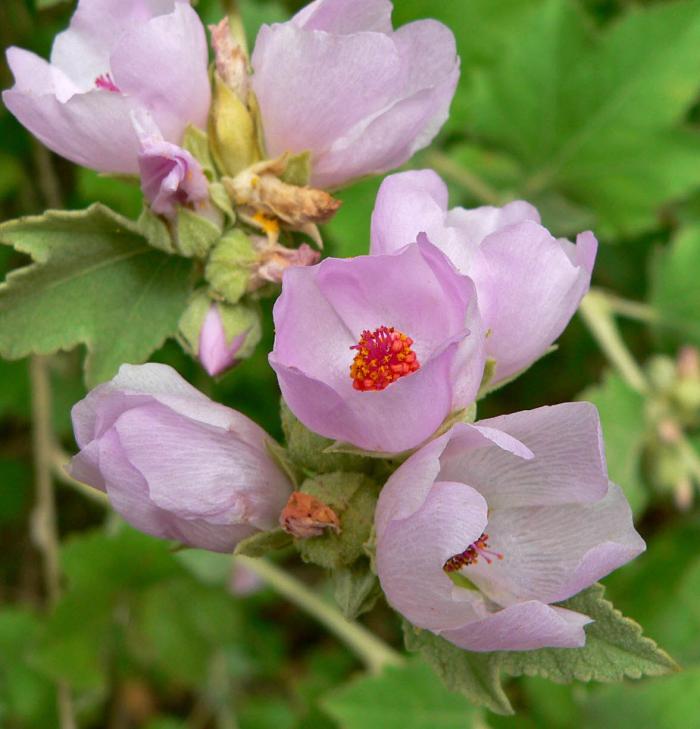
{"left": 2, "top": 0, "right": 700, "bottom": 727}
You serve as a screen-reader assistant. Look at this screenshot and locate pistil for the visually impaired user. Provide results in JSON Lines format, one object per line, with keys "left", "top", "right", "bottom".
{"left": 349, "top": 326, "right": 420, "bottom": 392}
{"left": 443, "top": 532, "right": 503, "bottom": 572}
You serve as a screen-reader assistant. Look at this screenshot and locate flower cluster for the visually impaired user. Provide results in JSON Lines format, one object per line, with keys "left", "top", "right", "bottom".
{"left": 9, "top": 0, "right": 646, "bottom": 656}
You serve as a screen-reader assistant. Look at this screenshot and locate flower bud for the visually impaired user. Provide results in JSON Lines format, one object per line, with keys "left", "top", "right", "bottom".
{"left": 178, "top": 291, "right": 262, "bottom": 376}
{"left": 68, "top": 363, "right": 292, "bottom": 553}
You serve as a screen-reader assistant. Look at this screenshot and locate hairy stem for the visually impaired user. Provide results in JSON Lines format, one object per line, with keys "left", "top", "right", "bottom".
{"left": 30, "top": 357, "right": 77, "bottom": 729}
{"left": 236, "top": 556, "right": 404, "bottom": 674}
{"left": 579, "top": 291, "right": 649, "bottom": 394}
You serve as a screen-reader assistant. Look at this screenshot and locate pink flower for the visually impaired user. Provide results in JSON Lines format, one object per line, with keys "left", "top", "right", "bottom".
{"left": 3, "top": 0, "right": 210, "bottom": 174}
{"left": 251, "top": 0, "right": 459, "bottom": 189}
{"left": 69, "top": 364, "right": 292, "bottom": 552}
{"left": 375, "top": 403, "right": 645, "bottom": 651}
{"left": 371, "top": 170, "right": 598, "bottom": 384}
{"left": 269, "top": 237, "right": 485, "bottom": 453}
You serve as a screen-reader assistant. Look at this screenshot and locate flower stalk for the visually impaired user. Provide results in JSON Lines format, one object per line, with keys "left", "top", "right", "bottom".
{"left": 236, "top": 555, "right": 404, "bottom": 674}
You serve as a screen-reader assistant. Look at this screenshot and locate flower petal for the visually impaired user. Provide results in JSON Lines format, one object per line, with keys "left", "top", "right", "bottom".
{"left": 440, "top": 403, "right": 609, "bottom": 508}
{"left": 377, "top": 480, "right": 488, "bottom": 631}
{"left": 470, "top": 221, "right": 597, "bottom": 381}
{"left": 3, "top": 48, "right": 141, "bottom": 173}
{"left": 465, "top": 483, "right": 645, "bottom": 606}
{"left": 113, "top": 403, "right": 290, "bottom": 529}
{"left": 293, "top": 0, "right": 393, "bottom": 33}
{"left": 441, "top": 602, "right": 591, "bottom": 652}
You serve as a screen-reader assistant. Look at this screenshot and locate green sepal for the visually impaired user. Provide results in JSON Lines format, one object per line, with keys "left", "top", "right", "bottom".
{"left": 209, "top": 181, "right": 236, "bottom": 222}
{"left": 281, "top": 400, "right": 376, "bottom": 476}
{"left": 296, "top": 472, "right": 380, "bottom": 570}
{"left": 205, "top": 228, "right": 257, "bottom": 304}
{"left": 182, "top": 124, "right": 216, "bottom": 180}
{"left": 332, "top": 559, "right": 382, "bottom": 619}
{"left": 477, "top": 346, "right": 557, "bottom": 400}
{"left": 175, "top": 207, "right": 222, "bottom": 259}
{"left": 138, "top": 206, "right": 175, "bottom": 254}
{"left": 208, "top": 72, "right": 261, "bottom": 177}
{"left": 279, "top": 151, "right": 312, "bottom": 187}
{"left": 233, "top": 528, "right": 292, "bottom": 558}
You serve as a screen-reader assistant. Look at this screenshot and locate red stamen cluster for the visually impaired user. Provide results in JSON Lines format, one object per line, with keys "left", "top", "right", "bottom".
{"left": 350, "top": 326, "right": 420, "bottom": 392}
{"left": 95, "top": 73, "right": 120, "bottom": 93}
{"left": 443, "top": 532, "right": 504, "bottom": 572}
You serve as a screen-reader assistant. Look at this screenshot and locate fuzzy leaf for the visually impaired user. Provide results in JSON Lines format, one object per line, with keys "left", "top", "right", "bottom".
{"left": 234, "top": 528, "right": 292, "bottom": 558}
{"left": 401, "top": 622, "right": 512, "bottom": 715}
{"left": 322, "top": 661, "right": 478, "bottom": 729}
{"left": 0, "top": 205, "right": 193, "bottom": 386}
{"left": 500, "top": 584, "right": 678, "bottom": 682}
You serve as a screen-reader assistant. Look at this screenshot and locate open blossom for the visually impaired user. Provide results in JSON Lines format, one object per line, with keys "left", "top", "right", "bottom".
{"left": 3, "top": 0, "right": 210, "bottom": 174}
{"left": 269, "top": 237, "right": 485, "bottom": 453}
{"left": 251, "top": 0, "right": 459, "bottom": 189}
{"left": 69, "top": 363, "right": 292, "bottom": 552}
{"left": 375, "top": 403, "right": 645, "bottom": 651}
{"left": 371, "top": 170, "right": 598, "bottom": 384}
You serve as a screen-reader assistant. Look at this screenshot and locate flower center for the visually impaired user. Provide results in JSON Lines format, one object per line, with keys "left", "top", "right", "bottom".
{"left": 95, "top": 73, "right": 120, "bottom": 93}
{"left": 349, "top": 326, "right": 420, "bottom": 392}
{"left": 443, "top": 532, "right": 503, "bottom": 572}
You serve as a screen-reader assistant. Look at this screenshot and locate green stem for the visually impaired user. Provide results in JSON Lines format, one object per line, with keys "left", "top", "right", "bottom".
{"left": 30, "top": 357, "right": 77, "bottom": 729}
{"left": 423, "top": 150, "right": 502, "bottom": 205}
{"left": 236, "top": 556, "right": 404, "bottom": 674}
{"left": 592, "top": 289, "right": 659, "bottom": 325}
{"left": 579, "top": 291, "right": 649, "bottom": 394}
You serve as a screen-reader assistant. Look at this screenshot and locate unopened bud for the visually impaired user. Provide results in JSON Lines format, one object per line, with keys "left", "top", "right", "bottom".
{"left": 210, "top": 18, "right": 250, "bottom": 102}
{"left": 178, "top": 290, "right": 262, "bottom": 376}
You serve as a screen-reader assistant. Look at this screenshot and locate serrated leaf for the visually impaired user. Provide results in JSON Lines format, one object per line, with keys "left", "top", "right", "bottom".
{"left": 469, "top": 0, "right": 700, "bottom": 235}
{"left": 500, "top": 584, "right": 678, "bottom": 682}
{"left": 0, "top": 205, "right": 193, "bottom": 386}
{"left": 322, "top": 661, "right": 477, "bottom": 729}
{"left": 581, "top": 372, "right": 648, "bottom": 514}
{"left": 401, "top": 622, "right": 512, "bottom": 715}
{"left": 234, "top": 528, "right": 292, "bottom": 558}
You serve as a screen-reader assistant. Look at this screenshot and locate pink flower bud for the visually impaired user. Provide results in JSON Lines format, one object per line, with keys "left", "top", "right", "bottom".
{"left": 199, "top": 304, "right": 248, "bottom": 377}
{"left": 69, "top": 363, "right": 293, "bottom": 552}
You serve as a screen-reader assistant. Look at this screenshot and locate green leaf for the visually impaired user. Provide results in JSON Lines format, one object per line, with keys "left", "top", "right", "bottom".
{"left": 234, "top": 528, "right": 293, "bottom": 558}
{"left": 581, "top": 371, "right": 648, "bottom": 514}
{"left": 322, "top": 661, "right": 478, "bottom": 729}
{"left": 584, "top": 667, "right": 700, "bottom": 729}
{"left": 650, "top": 224, "right": 700, "bottom": 347}
{"left": 297, "top": 472, "right": 380, "bottom": 570}
{"left": 469, "top": 0, "right": 700, "bottom": 235}
{"left": 332, "top": 560, "right": 382, "bottom": 619}
{"left": 0, "top": 205, "right": 194, "bottom": 386}
{"left": 401, "top": 622, "right": 513, "bottom": 716}
{"left": 500, "top": 584, "right": 678, "bottom": 682}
